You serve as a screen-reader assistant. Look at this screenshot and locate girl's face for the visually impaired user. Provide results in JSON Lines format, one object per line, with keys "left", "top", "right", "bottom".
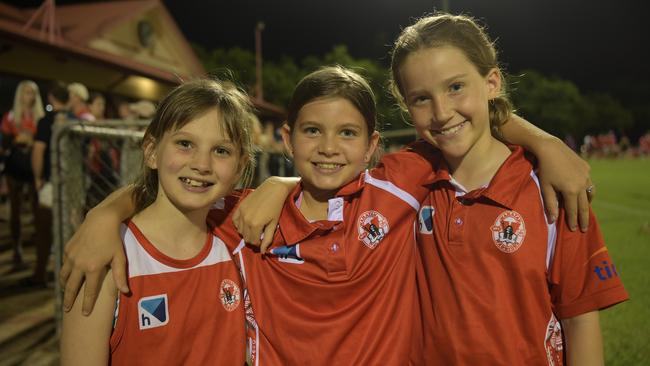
{"left": 146, "top": 108, "right": 243, "bottom": 213}
{"left": 21, "top": 85, "right": 36, "bottom": 107}
{"left": 399, "top": 46, "right": 501, "bottom": 163}
{"left": 282, "top": 97, "right": 379, "bottom": 197}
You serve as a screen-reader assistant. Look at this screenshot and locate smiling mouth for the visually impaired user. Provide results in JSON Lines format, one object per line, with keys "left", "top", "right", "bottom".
{"left": 312, "top": 162, "right": 344, "bottom": 170}
{"left": 432, "top": 120, "right": 468, "bottom": 136}
{"left": 179, "top": 177, "right": 214, "bottom": 188}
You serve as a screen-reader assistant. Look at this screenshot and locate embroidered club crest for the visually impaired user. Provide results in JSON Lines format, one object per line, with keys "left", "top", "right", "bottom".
{"left": 544, "top": 314, "right": 564, "bottom": 366}
{"left": 357, "top": 210, "right": 389, "bottom": 249}
{"left": 490, "top": 210, "right": 526, "bottom": 253}
{"left": 220, "top": 279, "right": 241, "bottom": 312}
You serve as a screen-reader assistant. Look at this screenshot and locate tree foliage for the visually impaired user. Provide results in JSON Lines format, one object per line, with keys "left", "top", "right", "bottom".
{"left": 195, "top": 45, "right": 638, "bottom": 139}
{"left": 509, "top": 70, "right": 636, "bottom": 138}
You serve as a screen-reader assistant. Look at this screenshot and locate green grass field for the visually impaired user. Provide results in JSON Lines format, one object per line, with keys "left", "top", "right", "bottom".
{"left": 590, "top": 158, "right": 650, "bottom": 365}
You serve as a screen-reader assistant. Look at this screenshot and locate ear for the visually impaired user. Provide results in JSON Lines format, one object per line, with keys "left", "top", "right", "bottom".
{"left": 485, "top": 68, "right": 502, "bottom": 100}
{"left": 280, "top": 123, "right": 294, "bottom": 158}
{"left": 364, "top": 131, "right": 381, "bottom": 164}
{"left": 143, "top": 137, "right": 158, "bottom": 170}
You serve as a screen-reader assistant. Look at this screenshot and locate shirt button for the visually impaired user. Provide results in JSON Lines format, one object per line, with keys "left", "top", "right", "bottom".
{"left": 330, "top": 243, "right": 340, "bottom": 253}
{"left": 455, "top": 218, "right": 463, "bottom": 225}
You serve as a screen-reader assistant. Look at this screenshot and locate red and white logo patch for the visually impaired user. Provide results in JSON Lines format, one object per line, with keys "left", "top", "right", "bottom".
{"left": 357, "top": 210, "right": 389, "bottom": 249}
{"left": 219, "top": 279, "right": 241, "bottom": 312}
{"left": 544, "top": 314, "right": 564, "bottom": 366}
{"left": 490, "top": 210, "right": 526, "bottom": 253}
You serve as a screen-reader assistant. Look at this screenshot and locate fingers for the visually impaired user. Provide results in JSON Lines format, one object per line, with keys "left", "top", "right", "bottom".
{"left": 62, "top": 269, "right": 84, "bottom": 312}
{"left": 82, "top": 270, "right": 104, "bottom": 315}
{"left": 232, "top": 209, "right": 242, "bottom": 232}
{"left": 111, "top": 253, "right": 130, "bottom": 294}
{"left": 586, "top": 180, "right": 596, "bottom": 202}
{"left": 240, "top": 223, "right": 262, "bottom": 246}
{"left": 59, "top": 254, "right": 73, "bottom": 290}
{"left": 541, "top": 184, "right": 559, "bottom": 224}
{"left": 562, "top": 190, "right": 579, "bottom": 232}
{"left": 578, "top": 190, "right": 591, "bottom": 232}
{"left": 260, "top": 221, "right": 277, "bottom": 254}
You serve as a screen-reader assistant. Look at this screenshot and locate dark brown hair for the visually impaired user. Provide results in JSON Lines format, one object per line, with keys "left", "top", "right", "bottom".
{"left": 390, "top": 13, "right": 512, "bottom": 130}
{"left": 133, "top": 79, "right": 256, "bottom": 212}
{"left": 287, "top": 65, "right": 378, "bottom": 136}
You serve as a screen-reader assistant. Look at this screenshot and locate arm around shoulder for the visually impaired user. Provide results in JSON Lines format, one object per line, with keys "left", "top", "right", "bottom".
{"left": 60, "top": 185, "right": 136, "bottom": 314}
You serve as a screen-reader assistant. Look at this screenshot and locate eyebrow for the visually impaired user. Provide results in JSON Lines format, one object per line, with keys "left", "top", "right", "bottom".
{"left": 298, "top": 121, "right": 363, "bottom": 130}
{"left": 171, "top": 130, "right": 235, "bottom": 144}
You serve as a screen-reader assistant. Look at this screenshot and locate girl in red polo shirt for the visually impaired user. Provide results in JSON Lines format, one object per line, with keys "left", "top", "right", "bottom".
{"left": 61, "top": 68, "right": 596, "bottom": 364}
{"left": 389, "top": 13, "right": 628, "bottom": 365}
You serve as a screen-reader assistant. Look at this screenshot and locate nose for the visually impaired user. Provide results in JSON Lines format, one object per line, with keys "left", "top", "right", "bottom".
{"left": 318, "top": 133, "right": 339, "bottom": 156}
{"left": 190, "top": 150, "right": 212, "bottom": 174}
{"left": 431, "top": 95, "right": 453, "bottom": 126}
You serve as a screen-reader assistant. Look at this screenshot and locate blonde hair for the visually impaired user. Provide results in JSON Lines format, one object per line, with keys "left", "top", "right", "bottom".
{"left": 12, "top": 80, "right": 45, "bottom": 128}
{"left": 390, "top": 13, "right": 512, "bottom": 130}
{"left": 132, "top": 79, "right": 257, "bottom": 213}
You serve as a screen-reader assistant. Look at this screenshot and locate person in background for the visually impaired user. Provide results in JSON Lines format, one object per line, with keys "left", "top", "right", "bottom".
{"left": 1, "top": 80, "right": 44, "bottom": 270}
{"left": 29, "top": 81, "right": 69, "bottom": 286}
{"left": 88, "top": 92, "right": 106, "bottom": 121}
{"left": 67, "top": 82, "right": 94, "bottom": 121}
{"left": 85, "top": 92, "right": 120, "bottom": 211}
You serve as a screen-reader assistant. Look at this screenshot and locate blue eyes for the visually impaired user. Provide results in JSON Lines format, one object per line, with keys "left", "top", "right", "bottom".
{"left": 214, "top": 147, "right": 232, "bottom": 156}
{"left": 304, "top": 127, "right": 320, "bottom": 135}
{"left": 176, "top": 140, "right": 192, "bottom": 148}
{"left": 409, "top": 82, "right": 465, "bottom": 105}
{"left": 449, "top": 82, "right": 464, "bottom": 92}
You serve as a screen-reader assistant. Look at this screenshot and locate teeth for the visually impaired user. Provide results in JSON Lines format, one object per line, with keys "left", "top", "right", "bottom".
{"left": 180, "top": 177, "right": 211, "bottom": 187}
{"left": 435, "top": 121, "right": 466, "bottom": 136}
{"left": 316, "top": 163, "right": 342, "bottom": 169}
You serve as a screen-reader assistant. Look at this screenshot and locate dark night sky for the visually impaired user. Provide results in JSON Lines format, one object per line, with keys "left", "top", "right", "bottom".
{"left": 7, "top": 0, "right": 650, "bottom": 101}
{"left": 161, "top": 0, "right": 649, "bottom": 96}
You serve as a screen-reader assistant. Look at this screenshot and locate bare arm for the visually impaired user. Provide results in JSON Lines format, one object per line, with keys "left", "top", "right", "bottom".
{"left": 60, "top": 271, "right": 117, "bottom": 365}
{"left": 500, "top": 115, "right": 592, "bottom": 231}
{"left": 31, "top": 141, "right": 46, "bottom": 190}
{"left": 561, "top": 311, "right": 604, "bottom": 366}
{"left": 232, "top": 176, "right": 300, "bottom": 252}
{"left": 61, "top": 185, "right": 135, "bottom": 314}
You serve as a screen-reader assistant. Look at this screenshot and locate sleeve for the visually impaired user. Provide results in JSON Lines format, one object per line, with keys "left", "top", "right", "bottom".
{"left": 34, "top": 115, "right": 51, "bottom": 144}
{"left": 368, "top": 140, "right": 440, "bottom": 203}
{"left": 548, "top": 208, "right": 629, "bottom": 319}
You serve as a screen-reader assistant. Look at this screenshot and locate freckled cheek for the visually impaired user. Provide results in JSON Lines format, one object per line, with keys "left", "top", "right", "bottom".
{"left": 160, "top": 153, "right": 187, "bottom": 174}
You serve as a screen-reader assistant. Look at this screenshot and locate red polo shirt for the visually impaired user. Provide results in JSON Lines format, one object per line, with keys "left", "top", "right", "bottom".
{"left": 210, "top": 143, "right": 439, "bottom": 365}
{"left": 416, "top": 146, "right": 629, "bottom": 365}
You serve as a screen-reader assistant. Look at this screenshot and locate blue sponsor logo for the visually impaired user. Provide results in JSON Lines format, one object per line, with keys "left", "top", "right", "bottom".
{"left": 138, "top": 294, "right": 169, "bottom": 330}
{"left": 419, "top": 206, "right": 435, "bottom": 234}
{"left": 270, "top": 244, "right": 304, "bottom": 264}
{"left": 594, "top": 260, "right": 618, "bottom": 281}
